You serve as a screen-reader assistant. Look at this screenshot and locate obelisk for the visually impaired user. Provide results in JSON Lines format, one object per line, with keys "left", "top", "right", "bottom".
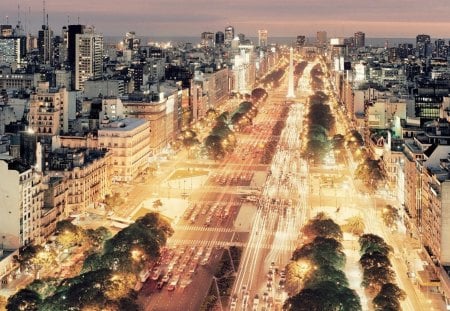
{"left": 286, "top": 47, "right": 295, "bottom": 98}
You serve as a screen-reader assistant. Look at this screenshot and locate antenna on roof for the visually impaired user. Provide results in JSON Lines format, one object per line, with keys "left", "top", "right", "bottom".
{"left": 42, "top": 0, "right": 46, "bottom": 26}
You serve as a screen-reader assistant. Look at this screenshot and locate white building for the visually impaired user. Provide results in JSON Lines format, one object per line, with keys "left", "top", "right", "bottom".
{"left": 98, "top": 118, "right": 150, "bottom": 182}
{"left": 0, "top": 161, "right": 44, "bottom": 249}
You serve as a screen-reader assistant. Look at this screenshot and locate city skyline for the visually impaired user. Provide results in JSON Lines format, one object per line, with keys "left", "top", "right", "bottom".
{"left": 0, "top": 0, "right": 450, "bottom": 38}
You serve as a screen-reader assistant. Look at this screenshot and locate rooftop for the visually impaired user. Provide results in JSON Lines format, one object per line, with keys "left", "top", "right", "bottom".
{"left": 99, "top": 118, "right": 148, "bottom": 132}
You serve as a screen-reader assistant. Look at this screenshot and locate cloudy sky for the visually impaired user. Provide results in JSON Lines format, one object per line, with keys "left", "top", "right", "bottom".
{"left": 1, "top": 0, "right": 449, "bottom": 38}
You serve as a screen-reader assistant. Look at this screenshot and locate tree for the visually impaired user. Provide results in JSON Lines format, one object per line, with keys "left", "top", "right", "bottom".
{"left": 373, "top": 283, "right": 406, "bottom": 311}
{"left": 303, "top": 264, "right": 349, "bottom": 289}
{"left": 104, "top": 193, "right": 125, "bottom": 212}
{"left": 152, "top": 199, "right": 163, "bottom": 210}
{"left": 359, "top": 251, "right": 392, "bottom": 271}
{"left": 204, "top": 135, "right": 225, "bottom": 160}
{"left": 251, "top": 88, "right": 268, "bottom": 102}
{"left": 302, "top": 213, "right": 343, "bottom": 241}
{"left": 354, "top": 158, "right": 385, "bottom": 192}
{"left": 362, "top": 265, "right": 396, "bottom": 294}
{"left": 342, "top": 216, "right": 365, "bottom": 236}
{"left": 285, "top": 260, "right": 314, "bottom": 294}
{"left": 55, "top": 220, "right": 85, "bottom": 249}
{"left": 26, "top": 278, "right": 60, "bottom": 300}
{"left": 85, "top": 227, "right": 111, "bottom": 249}
{"left": 382, "top": 204, "right": 400, "bottom": 230}
{"left": 284, "top": 281, "right": 361, "bottom": 311}
{"left": 6, "top": 289, "right": 41, "bottom": 311}
{"left": 13, "top": 245, "right": 44, "bottom": 272}
{"left": 359, "top": 234, "right": 393, "bottom": 257}
{"left": 292, "top": 237, "right": 346, "bottom": 270}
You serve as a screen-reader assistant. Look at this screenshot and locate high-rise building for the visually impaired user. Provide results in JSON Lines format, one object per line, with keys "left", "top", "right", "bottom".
{"left": 74, "top": 27, "right": 103, "bottom": 90}
{"left": 296, "top": 35, "right": 306, "bottom": 48}
{"left": 258, "top": 30, "right": 268, "bottom": 47}
{"left": 67, "top": 24, "right": 85, "bottom": 69}
{"left": 435, "top": 39, "right": 447, "bottom": 58}
{"left": 316, "top": 31, "right": 327, "bottom": 47}
{"left": 201, "top": 32, "right": 214, "bottom": 48}
{"left": 354, "top": 31, "right": 365, "bottom": 48}
{"left": 224, "top": 26, "right": 234, "bottom": 46}
{"left": 0, "top": 36, "right": 25, "bottom": 66}
{"left": 416, "top": 34, "right": 431, "bottom": 58}
{"left": 38, "top": 24, "right": 53, "bottom": 65}
{"left": 215, "top": 31, "right": 224, "bottom": 46}
{"left": 124, "top": 31, "right": 140, "bottom": 52}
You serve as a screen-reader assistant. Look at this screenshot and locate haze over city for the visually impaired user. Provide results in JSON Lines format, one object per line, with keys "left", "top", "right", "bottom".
{"left": 0, "top": 0, "right": 450, "bottom": 37}
{"left": 1, "top": 0, "right": 450, "bottom": 310}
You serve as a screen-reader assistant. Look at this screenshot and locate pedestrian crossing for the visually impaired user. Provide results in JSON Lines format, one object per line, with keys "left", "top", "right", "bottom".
{"left": 175, "top": 225, "right": 235, "bottom": 233}
{"left": 167, "top": 238, "right": 297, "bottom": 252}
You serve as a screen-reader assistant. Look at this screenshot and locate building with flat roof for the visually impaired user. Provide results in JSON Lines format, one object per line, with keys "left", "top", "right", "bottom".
{"left": 98, "top": 118, "right": 150, "bottom": 182}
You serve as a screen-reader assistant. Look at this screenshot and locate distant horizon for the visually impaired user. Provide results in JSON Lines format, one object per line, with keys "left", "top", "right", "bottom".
{"left": 1, "top": 0, "right": 450, "bottom": 39}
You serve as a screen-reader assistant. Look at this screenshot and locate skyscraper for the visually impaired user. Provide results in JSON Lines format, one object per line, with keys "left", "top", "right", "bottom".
{"left": 416, "top": 34, "right": 431, "bottom": 58}
{"left": 38, "top": 24, "right": 53, "bottom": 65}
{"left": 224, "top": 26, "right": 234, "bottom": 46}
{"left": 75, "top": 27, "right": 103, "bottom": 90}
{"left": 67, "top": 24, "right": 85, "bottom": 69}
{"left": 296, "top": 35, "right": 306, "bottom": 48}
{"left": 354, "top": 31, "right": 365, "bottom": 48}
{"left": 258, "top": 30, "right": 268, "bottom": 47}
{"left": 201, "top": 32, "right": 214, "bottom": 48}
{"left": 215, "top": 31, "right": 224, "bottom": 46}
{"left": 316, "top": 31, "right": 327, "bottom": 47}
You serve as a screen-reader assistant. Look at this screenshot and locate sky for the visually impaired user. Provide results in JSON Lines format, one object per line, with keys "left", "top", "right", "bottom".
{"left": 0, "top": 0, "right": 449, "bottom": 38}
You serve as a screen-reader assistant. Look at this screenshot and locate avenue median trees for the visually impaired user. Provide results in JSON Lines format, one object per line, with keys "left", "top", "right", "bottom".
{"left": 372, "top": 283, "right": 406, "bottom": 311}
{"left": 358, "top": 234, "right": 405, "bottom": 307}
{"left": 381, "top": 204, "right": 400, "bottom": 230}
{"left": 301, "top": 213, "right": 343, "bottom": 242}
{"left": 284, "top": 214, "right": 361, "bottom": 311}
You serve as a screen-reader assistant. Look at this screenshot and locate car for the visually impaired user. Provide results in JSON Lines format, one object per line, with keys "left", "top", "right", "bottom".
{"left": 151, "top": 267, "right": 161, "bottom": 281}
{"left": 156, "top": 281, "right": 164, "bottom": 289}
{"left": 162, "top": 274, "right": 170, "bottom": 283}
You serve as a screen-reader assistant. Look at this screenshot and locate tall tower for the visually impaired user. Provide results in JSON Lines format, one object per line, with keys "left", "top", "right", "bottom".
{"left": 74, "top": 27, "right": 103, "bottom": 90}
{"left": 286, "top": 47, "right": 295, "bottom": 98}
{"left": 224, "top": 25, "right": 234, "bottom": 46}
{"left": 258, "top": 29, "right": 268, "bottom": 47}
{"left": 354, "top": 31, "right": 365, "bottom": 48}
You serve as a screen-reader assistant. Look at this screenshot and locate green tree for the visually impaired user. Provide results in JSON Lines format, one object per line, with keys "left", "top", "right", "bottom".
{"left": 85, "top": 226, "right": 111, "bottom": 249}
{"left": 373, "top": 283, "right": 406, "bottom": 311}
{"left": 26, "top": 278, "right": 60, "bottom": 300}
{"left": 204, "top": 134, "right": 224, "bottom": 160}
{"left": 284, "top": 281, "right": 361, "bottom": 311}
{"left": 292, "top": 237, "right": 346, "bottom": 270}
{"left": 302, "top": 213, "right": 343, "bottom": 241}
{"left": 13, "top": 245, "right": 44, "bottom": 272}
{"left": 362, "top": 265, "right": 396, "bottom": 294}
{"left": 342, "top": 216, "right": 366, "bottom": 236}
{"left": 382, "top": 204, "right": 400, "bottom": 230}
{"left": 303, "top": 264, "right": 349, "bottom": 289}
{"left": 6, "top": 289, "right": 41, "bottom": 311}
{"left": 359, "top": 251, "right": 392, "bottom": 271}
{"left": 359, "top": 234, "right": 393, "bottom": 256}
